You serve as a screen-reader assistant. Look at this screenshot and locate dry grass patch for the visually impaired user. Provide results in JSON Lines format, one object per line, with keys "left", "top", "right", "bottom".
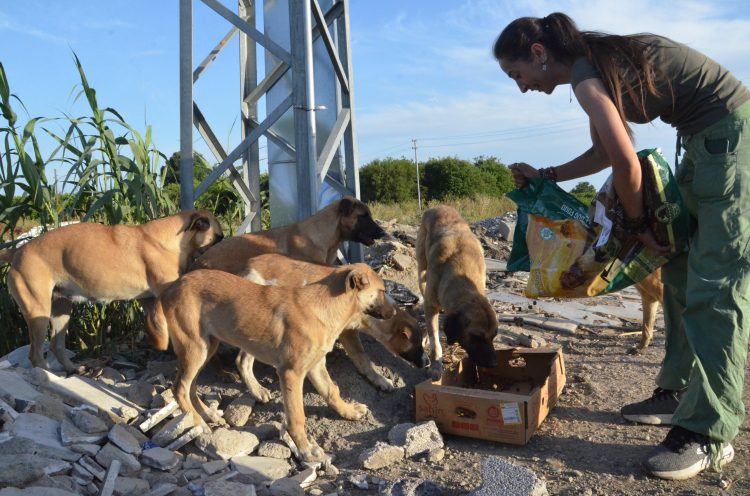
{"left": 368, "top": 195, "right": 516, "bottom": 226}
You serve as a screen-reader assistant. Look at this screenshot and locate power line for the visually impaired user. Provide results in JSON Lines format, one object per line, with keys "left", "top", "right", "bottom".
{"left": 358, "top": 141, "right": 413, "bottom": 159}
{"left": 418, "top": 124, "right": 589, "bottom": 149}
{"left": 417, "top": 117, "right": 589, "bottom": 141}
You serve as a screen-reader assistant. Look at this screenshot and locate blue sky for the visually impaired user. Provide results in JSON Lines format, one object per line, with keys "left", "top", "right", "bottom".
{"left": 2, "top": 0, "right": 750, "bottom": 192}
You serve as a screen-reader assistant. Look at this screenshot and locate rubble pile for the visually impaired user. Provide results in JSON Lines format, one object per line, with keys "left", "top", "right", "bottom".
{"left": 0, "top": 350, "right": 448, "bottom": 496}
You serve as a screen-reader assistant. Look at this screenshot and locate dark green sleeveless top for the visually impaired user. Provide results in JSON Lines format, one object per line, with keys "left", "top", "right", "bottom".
{"left": 570, "top": 36, "right": 750, "bottom": 136}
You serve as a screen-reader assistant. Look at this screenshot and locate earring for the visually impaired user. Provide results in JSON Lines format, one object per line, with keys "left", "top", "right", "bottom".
{"left": 542, "top": 55, "right": 547, "bottom": 71}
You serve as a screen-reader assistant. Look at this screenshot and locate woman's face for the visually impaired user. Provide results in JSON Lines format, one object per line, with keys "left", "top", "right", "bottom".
{"left": 499, "top": 56, "right": 554, "bottom": 94}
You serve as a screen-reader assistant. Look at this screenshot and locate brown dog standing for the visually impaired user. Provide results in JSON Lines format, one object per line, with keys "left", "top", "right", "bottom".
{"left": 0, "top": 210, "right": 223, "bottom": 372}
{"left": 416, "top": 206, "right": 499, "bottom": 381}
{"left": 190, "top": 197, "right": 387, "bottom": 272}
{"left": 239, "top": 253, "right": 427, "bottom": 394}
{"left": 150, "top": 264, "right": 395, "bottom": 462}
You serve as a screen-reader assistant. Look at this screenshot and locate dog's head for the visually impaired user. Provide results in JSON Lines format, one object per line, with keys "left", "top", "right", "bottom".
{"left": 378, "top": 307, "right": 428, "bottom": 368}
{"left": 186, "top": 210, "right": 224, "bottom": 255}
{"left": 337, "top": 197, "right": 387, "bottom": 246}
{"left": 443, "top": 296, "right": 498, "bottom": 369}
{"left": 345, "top": 264, "right": 396, "bottom": 320}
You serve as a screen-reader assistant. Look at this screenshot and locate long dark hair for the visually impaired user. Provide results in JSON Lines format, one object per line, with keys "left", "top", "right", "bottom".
{"left": 493, "top": 13, "right": 672, "bottom": 139}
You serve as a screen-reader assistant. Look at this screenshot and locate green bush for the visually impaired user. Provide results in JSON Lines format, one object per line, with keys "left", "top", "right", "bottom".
{"left": 359, "top": 155, "right": 513, "bottom": 204}
{"left": 359, "top": 157, "right": 423, "bottom": 204}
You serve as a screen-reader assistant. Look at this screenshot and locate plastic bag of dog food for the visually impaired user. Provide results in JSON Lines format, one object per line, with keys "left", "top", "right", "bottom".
{"left": 507, "top": 148, "right": 690, "bottom": 298}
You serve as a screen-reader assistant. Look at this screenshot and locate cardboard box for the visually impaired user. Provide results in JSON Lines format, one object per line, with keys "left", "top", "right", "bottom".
{"left": 414, "top": 347, "right": 565, "bottom": 445}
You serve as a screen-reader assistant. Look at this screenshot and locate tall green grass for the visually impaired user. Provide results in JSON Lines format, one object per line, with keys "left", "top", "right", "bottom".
{"left": 0, "top": 56, "right": 245, "bottom": 360}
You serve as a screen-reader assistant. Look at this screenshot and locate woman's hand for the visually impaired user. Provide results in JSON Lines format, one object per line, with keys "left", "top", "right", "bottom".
{"left": 508, "top": 162, "right": 540, "bottom": 188}
{"left": 637, "top": 228, "right": 673, "bottom": 257}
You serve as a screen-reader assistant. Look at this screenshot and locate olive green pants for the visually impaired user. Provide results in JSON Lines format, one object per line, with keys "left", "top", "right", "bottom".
{"left": 656, "top": 101, "right": 750, "bottom": 443}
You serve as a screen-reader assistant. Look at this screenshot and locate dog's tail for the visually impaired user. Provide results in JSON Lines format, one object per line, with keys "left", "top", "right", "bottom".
{"left": 0, "top": 248, "right": 17, "bottom": 264}
{"left": 146, "top": 297, "right": 170, "bottom": 351}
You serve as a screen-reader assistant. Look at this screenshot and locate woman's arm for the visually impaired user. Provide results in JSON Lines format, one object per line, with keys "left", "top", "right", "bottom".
{"left": 574, "top": 78, "right": 643, "bottom": 218}
{"left": 509, "top": 119, "right": 611, "bottom": 187}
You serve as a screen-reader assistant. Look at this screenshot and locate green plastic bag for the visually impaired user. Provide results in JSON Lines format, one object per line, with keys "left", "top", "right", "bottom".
{"left": 507, "top": 148, "right": 690, "bottom": 297}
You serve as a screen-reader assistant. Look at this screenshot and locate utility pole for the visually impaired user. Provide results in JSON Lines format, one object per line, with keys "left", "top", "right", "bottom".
{"left": 412, "top": 139, "right": 421, "bottom": 211}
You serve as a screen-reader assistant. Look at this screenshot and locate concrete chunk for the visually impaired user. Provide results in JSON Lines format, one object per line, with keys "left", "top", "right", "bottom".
{"left": 96, "top": 458, "right": 121, "bottom": 496}
{"left": 112, "top": 476, "right": 149, "bottom": 496}
{"left": 223, "top": 396, "right": 255, "bottom": 427}
{"left": 79, "top": 456, "right": 106, "bottom": 481}
{"left": 140, "top": 447, "right": 181, "bottom": 472}
{"left": 388, "top": 421, "right": 443, "bottom": 457}
{"left": 71, "top": 444, "right": 102, "bottom": 457}
{"left": 359, "top": 442, "right": 404, "bottom": 469}
{"left": 61, "top": 418, "right": 108, "bottom": 446}
{"left": 144, "top": 484, "right": 177, "bottom": 496}
{"left": 269, "top": 478, "right": 304, "bottom": 496}
{"left": 288, "top": 467, "right": 316, "bottom": 488}
{"left": 151, "top": 411, "right": 194, "bottom": 447}
{"left": 0, "top": 489, "right": 79, "bottom": 496}
{"left": 257, "top": 440, "right": 291, "bottom": 459}
{"left": 379, "top": 478, "right": 443, "bottom": 496}
{"left": 203, "top": 480, "right": 256, "bottom": 496}
{"left": 95, "top": 444, "right": 140, "bottom": 477}
{"left": 139, "top": 401, "right": 178, "bottom": 432}
{"left": 12, "top": 413, "right": 76, "bottom": 459}
{"left": 70, "top": 409, "right": 108, "bottom": 434}
{"left": 229, "top": 456, "right": 290, "bottom": 485}
{"left": 195, "top": 428, "right": 259, "bottom": 460}
{"left": 0, "top": 370, "right": 41, "bottom": 410}
{"left": 468, "top": 456, "right": 548, "bottom": 496}
{"left": 164, "top": 425, "right": 203, "bottom": 451}
{"left": 0, "top": 454, "right": 54, "bottom": 487}
{"left": 202, "top": 459, "right": 229, "bottom": 475}
{"left": 39, "top": 376, "right": 142, "bottom": 422}
{"left": 108, "top": 424, "right": 142, "bottom": 456}
{"left": 73, "top": 463, "right": 95, "bottom": 485}
{"left": 0, "top": 435, "right": 36, "bottom": 455}
{"left": 25, "top": 367, "right": 61, "bottom": 386}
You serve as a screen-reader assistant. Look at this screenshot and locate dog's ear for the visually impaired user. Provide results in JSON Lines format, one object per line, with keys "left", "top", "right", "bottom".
{"left": 188, "top": 213, "right": 211, "bottom": 232}
{"left": 443, "top": 312, "right": 464, "bottom": 345}
{"left": 339, "top": 197, "right": 358, "bottom": 218}
{"left": 346, "top": 268, "right": 371, "bottom": 292}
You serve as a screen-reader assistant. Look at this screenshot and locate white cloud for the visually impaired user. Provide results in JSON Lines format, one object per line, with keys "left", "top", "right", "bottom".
{"left": 0, "top": 11, "right": 69, "bottom": 45}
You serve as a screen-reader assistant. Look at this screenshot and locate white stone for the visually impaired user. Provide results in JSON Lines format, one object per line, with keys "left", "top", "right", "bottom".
{"left": 164, "top": 425, "right": 203, "bottom": 451}
{"left": 39, "top": 376, "right": 142, "bottom": 422}
{"left": 139, "top": 401, "right": 178, "bottom": 432}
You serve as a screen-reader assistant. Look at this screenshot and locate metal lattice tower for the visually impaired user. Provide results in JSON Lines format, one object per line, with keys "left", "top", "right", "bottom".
{"left": 179, "top": 0, "right": 363, "bottom": 262}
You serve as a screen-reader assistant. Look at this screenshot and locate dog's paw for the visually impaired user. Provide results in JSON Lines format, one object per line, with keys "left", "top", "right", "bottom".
{"left": 251, "top": 386, "right": 273, "bottom": 403}
{"left": 428, "top": 361, "right": 443, "bottom": 382}
{"left": 340, "top": 402, "right": 369, "bottom": 420}
{"left": 207, "top": 409, "right": 224, "bottom": 424}
{"left": 370, "top": 374, "right": 394, "bottom": 392}
{"left": 628, "top": 346, "right": 645, "bottom": 355}
{"left": 199, "top": 420, "right": 212, "bottom": 435}
{"left": 300, "top": 444, "right": 327, "bottom": 462}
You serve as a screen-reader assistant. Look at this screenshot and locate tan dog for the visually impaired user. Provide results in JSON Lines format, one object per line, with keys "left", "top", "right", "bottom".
{"left": 0, "top": 210, "right": 223, "bottom": 373}
{"left": 416, "top": 206, "right": 499, "bottom": 381}
{"left": 238, "top": 254, "right": 427, "bottom": 394}
{"left": 629, "top": 268, "right": 664, "bottom": 354}
{"left": 190, "top": 197, "right": 388, "bottom": 273}
{"left": 149, "top": 264, "right": 395, "bottom": 462}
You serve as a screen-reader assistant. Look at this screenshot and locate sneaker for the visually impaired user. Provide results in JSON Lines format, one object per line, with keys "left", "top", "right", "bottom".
{"left": 621, "top": 388, "right": 684, "bottom": 424}
{"left": 644, "top": 425, "right": 734, "bottom": 480}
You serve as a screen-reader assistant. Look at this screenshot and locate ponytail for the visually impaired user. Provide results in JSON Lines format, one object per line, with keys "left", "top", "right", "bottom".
{"left": 494, "top": 13, "right": 672, "bottom": 139}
